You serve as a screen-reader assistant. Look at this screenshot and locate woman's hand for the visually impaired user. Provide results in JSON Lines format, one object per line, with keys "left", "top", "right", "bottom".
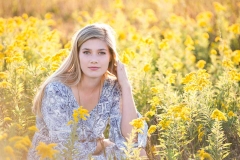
{"left": 93, "top": 139, "right": 115, "bottom": 155}
{"left": 116, "top": 60, "right": 130, "bottom": 88}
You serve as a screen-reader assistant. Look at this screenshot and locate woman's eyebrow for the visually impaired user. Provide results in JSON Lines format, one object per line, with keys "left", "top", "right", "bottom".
{"left": 81, "top": 48, "right": 107, "bottom": 51}
{"left": 81, "top": 48, "right": 91, "bottom": 50}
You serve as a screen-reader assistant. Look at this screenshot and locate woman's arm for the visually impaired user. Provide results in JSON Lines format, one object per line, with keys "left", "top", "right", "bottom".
{"left": 116, "top": 61, "right": 148, "bottom": 157}
{"left": 120, "top": 83, "right": 138, "bottom": 137}
{"left": 116, "top": 61, "right": 138, "bottom": 138}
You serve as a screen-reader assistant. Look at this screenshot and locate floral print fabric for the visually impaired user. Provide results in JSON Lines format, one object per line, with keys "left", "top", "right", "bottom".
{"left": 28, "top": 77, "right": 148, "bottom": 160}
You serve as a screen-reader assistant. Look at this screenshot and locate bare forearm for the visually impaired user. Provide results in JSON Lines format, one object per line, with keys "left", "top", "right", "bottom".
{"left": 121, "top": 83, "right": 138, "bottom": 138}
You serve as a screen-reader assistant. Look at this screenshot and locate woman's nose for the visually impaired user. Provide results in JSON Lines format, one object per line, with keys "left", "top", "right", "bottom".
{"left": 90, "top": 56, "right": 98, "bottom": 64}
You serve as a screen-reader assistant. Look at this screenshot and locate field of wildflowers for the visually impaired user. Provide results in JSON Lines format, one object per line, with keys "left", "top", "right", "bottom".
{"left": 0, "top": 0, "right": 240, "bottom": 159}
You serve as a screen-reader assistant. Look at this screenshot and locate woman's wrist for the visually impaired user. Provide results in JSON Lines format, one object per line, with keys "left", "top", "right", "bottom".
{"left": 120, "top": 82, "right": 132, "bottom": 91}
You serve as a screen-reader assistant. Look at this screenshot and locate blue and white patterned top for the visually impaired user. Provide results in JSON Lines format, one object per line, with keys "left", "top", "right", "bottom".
{"left": 28, "top": 77, "right": 148, "bottom": 160}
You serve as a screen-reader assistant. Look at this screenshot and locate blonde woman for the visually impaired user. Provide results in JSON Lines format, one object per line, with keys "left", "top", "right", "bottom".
{"left": 28, "top": 23, "right": 148, "bottom": 160}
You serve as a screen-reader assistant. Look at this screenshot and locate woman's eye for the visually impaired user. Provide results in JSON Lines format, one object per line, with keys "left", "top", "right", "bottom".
{"left": 99, "top": 52, "right": 106, "bottom": 55}
{"left": 83, "top": 51, "right": 90, "bottom": 54}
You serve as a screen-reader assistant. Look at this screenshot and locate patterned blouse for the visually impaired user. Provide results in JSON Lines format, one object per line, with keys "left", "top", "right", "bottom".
{"left": 27, "top": 77, "right": 148, "bottom": 160}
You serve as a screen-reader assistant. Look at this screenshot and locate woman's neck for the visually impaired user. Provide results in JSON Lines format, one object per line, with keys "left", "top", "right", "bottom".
{"left": 79, "top": 76, "right": 103, "bottom": 92}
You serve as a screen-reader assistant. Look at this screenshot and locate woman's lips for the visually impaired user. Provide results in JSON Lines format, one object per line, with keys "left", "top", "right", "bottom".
{"left": 88, "top": 67, "right": 100, "bottom": 71}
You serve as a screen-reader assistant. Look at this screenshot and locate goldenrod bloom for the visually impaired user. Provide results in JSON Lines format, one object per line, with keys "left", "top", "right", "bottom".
{"left": 0, "top": 72, "right": 7, "bottom": 79}
{"left": 122, "top": 54, "right": 130, "bottom": 65}
{"left": 211, "top": 109, "right": 227, "bottom": 121}
{"left": 144, "top": 110, "right": 155, "bottom": 117}
{"left": 210, "top": 49, "right": 217, "bottom": 55}
{"left": 213, "top": 2, "right": 226, "bottom": 13}
{"left": 143, "top": 64, "right": 150, "bottom": 72}
{"left": 147, "top": 125, "right": 157, "bottom": 136}
{"left": 0, "top": 81, "right": 12, "bottom": 88}
{"left": 130, "top": 118, "right": 144, "bottom": 133}
{"left": 28, "top": 126, "right": 39, "bottom": 132}
{"left": 158, "top": 119, "right": 171, "bottom": 130}
{"left": 36, "top": 142, "right": 58, "bottom": 160}
{"left": 150, "top": 87, "right": 159, "bottom": 94}
{"left": 228, "top": 111, "right": 236, "bottom": 117}
{"left": 198, "top": 149, "right": 213, "bottom": 160}
{"left": 3, "top": 117, "right": 12, "bottom": 122}
{"left": 182, "top": 72, "right": 195, "bottom": 84}
{"left": 158, "top": 39, "right": 169, "bottom": 50}
{"left": 73, "top": 106, "right": 90, "bottom": 122}
{"left": 196, "top": 60, "right": 206, "bottom": 69}
{"left": 4, "top": 146, "right": 14, "bottom": 156}
{"left": 0, "top": 133, "right": 8, "bottom": 141}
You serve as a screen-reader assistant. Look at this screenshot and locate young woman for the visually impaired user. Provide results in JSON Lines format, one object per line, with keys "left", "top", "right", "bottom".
{"left": 28, "top": 23, "right": 148, "bottom": 160}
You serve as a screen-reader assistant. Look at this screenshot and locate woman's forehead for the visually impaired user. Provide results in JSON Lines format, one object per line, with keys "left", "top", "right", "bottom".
{"left": 80, "top": 39, "right": 109, "bottom": 50}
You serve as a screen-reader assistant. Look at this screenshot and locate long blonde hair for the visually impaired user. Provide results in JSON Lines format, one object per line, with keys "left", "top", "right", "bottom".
{"left": 33, "top": 23, "right": 118, "bottom": 116}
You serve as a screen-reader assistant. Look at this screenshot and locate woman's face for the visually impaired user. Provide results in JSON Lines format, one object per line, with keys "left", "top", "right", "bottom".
{"left": 79, "top": 38, "right": 111, "bottom": 79}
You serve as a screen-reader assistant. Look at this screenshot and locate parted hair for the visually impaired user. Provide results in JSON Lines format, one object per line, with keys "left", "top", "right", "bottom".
{"left": 33, "top": 23, "right": 119, "bottom": 116}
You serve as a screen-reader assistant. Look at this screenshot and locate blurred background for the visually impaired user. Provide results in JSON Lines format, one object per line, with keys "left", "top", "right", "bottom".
{"left": 0, "top": 0, "right": 240, "bottom": 159}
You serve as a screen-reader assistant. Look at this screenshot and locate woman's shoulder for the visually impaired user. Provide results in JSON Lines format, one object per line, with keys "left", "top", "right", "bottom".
{"left": 105, "top": 75, "right": 119, "bottom": 88}
{"left": 44, "top": 80, "right": 70, "bottom": 96}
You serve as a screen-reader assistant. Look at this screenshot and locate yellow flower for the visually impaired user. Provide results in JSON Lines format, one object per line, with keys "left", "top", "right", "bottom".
{"left": 203, "top": 33, "right": 209, "bottom": 39}
{"left": 22, "top": 13, "right": 28, "bottom": 19}
{"left": 213, "top": 2, "right": 226, "bottom": 13}
{"left": 183, "top": 69, "right": 211, "bottom": 92}
{"left": 228, "top": 24, "right": 240, "bottom": 34}
{"left": 14, "top": 142, "right": 28, "bottom": 151}
{"left": 210, "top": 49, "right": 217, "bottom": 55}
{"left": 150, "top": 87, "right": 159, "bottom": 94}
{"left": 43, "top": 55, "right": 51, "bottom": 62}
{"left": 222, "top": 59, "right": 234, "bottom": 69}
{"left": 67, "top": 120, "right": 74, "bottom": 126}
{"left": 215, "top": 36, "right": 221, "bottom": 42}
{"left": 173, "top": 62, "right": 183, "bottom": 70}
{"left": 168, "top": 104, "right": 190, "bottom": 121}
{"left": 4, "top": 146, "right": 14, "bottom": 156}
{"left": 144, "top": 110, "right": 155, "bottom": 117}
{"left": 8, "top": 136, "right": 22, "bottom": 142}
{"left": 0, "top": 72, "right": 8, "bottom": 79}
{"left": 0, "top": 133, "right": 8, "bottom": 141}
{"left": 4, "top": 117, "right": 12, "bottom": 122}
{"left": 0, "top": 80, "right": 12, "bottom": 88}
{"left": 182, "top": 72, "right": 195, "bottom": 84}
{"left": 228, "top": 111, "right": 236, "bottom": 117}
{"left": 196, "top": 60, "right": 206, "bottom": 69}
{"left": 198, "top": 149, "right": 213, "bottom": 160}
{"left": 148, "top": 96, "right": 161, "bottom": 107}
{"left": 228, "top": 70, "right": 240, "bottom": 81}
{"left": 232, "top": 50, "right": 240, "bottom": 64}
{"left": 184, "top": 35, "right": 194, "bottom": 46}
{"left": 45, "top": 13, "right": 53, "bottom": 19}
{"left": 11, "top": 136, "right": 31, "bottom": 151}
{"left": 50, "top": 63, "right": 60, "bottom": 71}
{"left": 148, "top": 125, "right": 157, "bottom": 136}
{"left": 158, "top": 119, "right": 171, "bottom": 130}
{"left": 143, "top": 64, "right": 151, "bottom": 72}
{"left": 166, "top": 73, "right": 176, "bottom": 84}
{"left": 122, "top": 53, "right": 130, "bottom": 65}
{"left": 198, "top": 131, "right": 205, "bottom": 142}
{"left": 28, "top": 126, "right": 39, "bottom": 132}
{"left": 73, "top": 106, "right": 90, "bottom": 122}
{"left": 211, "top": 109, "right": 227, "bottom": 121}
{"left": 158, "top": 39, "right": 169, "bottom": 50}
{"left": 196, "top": 11, "right": 213, "bottom": 27}
{"left": 130, "top": 118, "right": 145, "bottom": 133}
{"left": 36, "top": 142, "right": 59, "bottom": 160}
